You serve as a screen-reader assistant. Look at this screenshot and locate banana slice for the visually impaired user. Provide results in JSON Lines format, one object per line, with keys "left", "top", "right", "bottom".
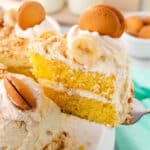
{"left": 68, "top": 35, "right": 101, "bottom": 67}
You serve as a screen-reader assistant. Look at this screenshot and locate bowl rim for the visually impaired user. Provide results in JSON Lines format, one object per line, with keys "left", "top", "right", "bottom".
{"left": 123, "top": 32, "right": 150, "bottom": 43}
{"left": 125, "top": 11, "right": 150, "bottom": 17}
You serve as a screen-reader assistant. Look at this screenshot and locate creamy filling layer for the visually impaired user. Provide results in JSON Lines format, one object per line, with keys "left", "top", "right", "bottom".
{"left": 39, "top": 79, "right": 131, "bottom": 124}
{"left": 39, "top": 79, "right": 110, "bottom": 104}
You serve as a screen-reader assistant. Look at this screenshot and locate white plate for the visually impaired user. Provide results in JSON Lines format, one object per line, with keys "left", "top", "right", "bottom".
{"left": 62, "top": 113, "right": 115, "bottom": 150}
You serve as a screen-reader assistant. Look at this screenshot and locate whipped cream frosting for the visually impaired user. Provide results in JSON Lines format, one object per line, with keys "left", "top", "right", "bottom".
{"left": 0, "top": 74, "right": 42, "bottom": 130}
{"left": 67, "top": 25, "right": 106, "bottom": 57}
{"left": 0, "top": 74, "right": 64, "bottom": 149}
{"left": 67, "top": 25, "right": 127, "bottom": 69}
{"left": 15, "top": 17, "right": 60, "bottom": 39}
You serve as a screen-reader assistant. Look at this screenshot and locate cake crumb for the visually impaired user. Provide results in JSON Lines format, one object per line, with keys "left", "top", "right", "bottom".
{"left": 43, "top": 131, "right": 74, "bottom": 150}
{"left": 47, "top": 130, "right": 53, "bottom": 136}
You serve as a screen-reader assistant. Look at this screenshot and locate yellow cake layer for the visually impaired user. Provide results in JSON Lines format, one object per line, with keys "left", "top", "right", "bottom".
{"left": 30, "top": 52, "right": 115, "bottom": 100}
{"left": 43, "top": 87, "right": 118, "bottom": 126}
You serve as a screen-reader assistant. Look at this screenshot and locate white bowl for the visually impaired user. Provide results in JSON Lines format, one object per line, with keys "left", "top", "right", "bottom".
{"left": 122, "top": 12, "right": 150, "bottom": 58}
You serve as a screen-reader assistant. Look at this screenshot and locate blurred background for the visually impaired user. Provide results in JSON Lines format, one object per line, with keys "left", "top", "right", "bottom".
{"left": 0, "top": 0, "right": 150, "bottom": 24}
{"left": 0, "top": 0, "right": 149, "bottom": 24}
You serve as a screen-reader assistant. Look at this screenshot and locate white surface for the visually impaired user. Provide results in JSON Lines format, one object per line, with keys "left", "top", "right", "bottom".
{"left": 122, "top": 12, "right": 150, "bottom": 59}
{"left": 62, "top": 113, "right": 115, "bottom": 150}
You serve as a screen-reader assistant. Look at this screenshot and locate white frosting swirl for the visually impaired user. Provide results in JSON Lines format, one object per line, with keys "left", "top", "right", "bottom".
{"left": 0, "top": 74, "right": 42, "bottom": 130}
{"left": 15, "top": 17, "right": 60, "bottom": 39}
{"left": 67, "top": 25, "right": 106, "bottom": 56}
{"left": 67, "top": 25, "right": 127, "bottom": 68}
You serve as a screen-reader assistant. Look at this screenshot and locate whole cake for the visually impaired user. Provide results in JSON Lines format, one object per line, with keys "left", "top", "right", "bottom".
{"left": 0, "top": 70, "right": 74, "bottom": 149}
{"left": 30, "top": 5, "right": 133, "bottom": 126}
